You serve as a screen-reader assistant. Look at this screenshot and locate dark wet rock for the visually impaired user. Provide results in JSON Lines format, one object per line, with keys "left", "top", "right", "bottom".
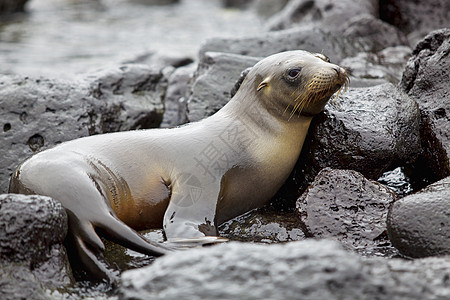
{"left": 379, "top": 0, "right": 450, "bottom": 46}
{"left": 161, "top": 63, "right": 196, "bottom": 127}
{"left": 387, "top": 176, "right": 450, "bottom": 258}
{"left": 296, "top": 168, "right": 398, "bottom": 255}
{"left": 0, "top": 0, "right": 28, "bottom": 14}
{"left": 199, "top": 26, "right": 364, "bottom": 64}
{"left": 0, "top": 64, "right": 166, "bottom": 193}
{"left": 120, "top": 239, "right": 450, "bottom": 300}
{"left": 0, "top": 194, "right": 72, "bottom": 288}
{"left": 377, "top": 167, "right": 413, "bottom": 197}
{"left": 289, "top": 83, "right": 421, "bottom": 197}
{"left": 186, "top": 52, "right": 260, "bottom": 122}
{"left": 219, "top": 208, "right": 305, "bottom": 243}
{"left": 400, "top": 29, "right": 450, "bottom": 184}
{"left": 266, "top": 0, "right": 377, "bottom": 32}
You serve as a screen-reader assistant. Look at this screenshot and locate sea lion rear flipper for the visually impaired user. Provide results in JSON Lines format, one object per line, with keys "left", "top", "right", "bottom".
{"left": 96, "top": 213, "right": 171, "bottom": 256}
{"left": 72, "top": 234, "right": 119, "bottom": 282}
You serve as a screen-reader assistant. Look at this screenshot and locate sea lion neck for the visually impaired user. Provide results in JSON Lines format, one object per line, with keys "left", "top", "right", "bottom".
{"left": 215, "top": 87, "right": 313, "bottom": 138}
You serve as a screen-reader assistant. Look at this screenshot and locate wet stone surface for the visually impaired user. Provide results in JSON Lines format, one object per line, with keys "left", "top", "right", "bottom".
{"left": 296, "top": 168, "right": 398, "bottom": 256}
{"left": 387, "top": 176, "right": 450, "bottom": 258}
{"left": 274, "top": 82, "right": 421, "bottom": 205}
{"left": 218, "top": 208, "right": 305, "bottom": 243}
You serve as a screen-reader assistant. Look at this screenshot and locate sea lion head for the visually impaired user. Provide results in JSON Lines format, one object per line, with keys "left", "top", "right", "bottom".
{"left": 244, "top": 50, "right": 349, "bottom": 120}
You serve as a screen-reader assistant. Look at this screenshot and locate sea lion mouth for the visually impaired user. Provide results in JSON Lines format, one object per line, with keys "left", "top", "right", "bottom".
{"left": 333, "top": 83, "right": 342, "bottom": 91}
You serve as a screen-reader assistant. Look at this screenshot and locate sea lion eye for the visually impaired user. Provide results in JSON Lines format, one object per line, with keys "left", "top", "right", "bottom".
{"left": 287, "top": 68, "right": 301, "bottom": 79}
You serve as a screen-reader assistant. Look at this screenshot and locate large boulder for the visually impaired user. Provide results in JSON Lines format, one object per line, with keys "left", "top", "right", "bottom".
{"left": 199, "top": 26, "right": 364, "bottom": 64}
{"left": 0, "top": 194, "right": 72, "bottom": 291}
{"left": 296, "top": 168, "right": 398, "bottom": 255}
{"left": 282, "top": 83, "right": 421, "bottom": 201}
{"left": 379, "top": 0, "right": 450, "bottom": 45}
{"left": 186, "top": 52, "right": 260, "bottom": 122}
{"left": 400, "top": 28, "right": 450, "bottom": 184}
{"left": 265, "top": 0, "right": 378, "bottom": 32}
{"left": 120, "top": 239, "right": 450, "bottom": 300}
{"left": 387, "top": 176, "right": 450, "bottom": 258}
{"left": 161, "top": 63, "right": 196, "bottom": 127}
{"left": 0, "top": 263, "right": 50, "bottom": 300}
{"left": 339, "top": 46, "right": 412, "bottom": 87}
{"left": 0, "top": 64, "right": 167, "bottom": 193}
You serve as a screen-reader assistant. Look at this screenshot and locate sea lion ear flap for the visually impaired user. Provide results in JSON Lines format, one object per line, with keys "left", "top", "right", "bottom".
{"left": 230, "top": 67, "right": 252, "bottom": 98}
{"left": 257, "top": 77, "right": 270, "bottom": 91}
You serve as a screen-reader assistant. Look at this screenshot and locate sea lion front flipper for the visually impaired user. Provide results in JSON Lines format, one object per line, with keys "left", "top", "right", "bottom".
{"left": 163, "top": 182, "right": 221, "bottom": 240}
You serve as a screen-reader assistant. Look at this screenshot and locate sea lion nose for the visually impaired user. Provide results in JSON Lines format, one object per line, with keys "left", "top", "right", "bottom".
{"left": 333, "top": 67, "right": 341, "bottom": 76}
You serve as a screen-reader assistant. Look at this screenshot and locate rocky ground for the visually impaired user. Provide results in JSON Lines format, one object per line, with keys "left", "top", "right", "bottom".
{"left": 0, "top": 0, "right": 449, "bottom": 299}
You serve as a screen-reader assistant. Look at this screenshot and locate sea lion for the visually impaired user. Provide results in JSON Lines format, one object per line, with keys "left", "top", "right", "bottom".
{"left": 9, "top": 50, "right": 349, "bottom": 280}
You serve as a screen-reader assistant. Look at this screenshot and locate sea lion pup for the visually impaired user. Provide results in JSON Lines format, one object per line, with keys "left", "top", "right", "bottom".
{"left": 9, "top": 50, "right": 349, "bottom": 280}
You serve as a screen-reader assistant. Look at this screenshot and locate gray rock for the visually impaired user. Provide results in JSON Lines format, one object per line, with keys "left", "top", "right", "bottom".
{"left": 186, "top": 52, "right": 260, "bottom": 122}
{"left": 400, "top": 28, "right": 450, "bottom": 182}
{"left": 251, "top": 0, "right": 289, "bottom": 18}
{"left": 341, "top": 14, "right": 409, "bottom": 52}
{"left": 85, "top": 64, "right": 166, "bottom": 132}
{"left": 0, "top": 64, "right": 167, "bottom": 193}
{"left": 130, "top": 0, "right": 179, "bottom": 5}
{"left": 0, "top": 194, "right": 72, "bottom": 288}
{"left": 265, "top": 0, "right": 378, "bottom": 32}
{"left": 340, "top": 46, "right": 411, "bottom": 87}
{"left": 296, "top": 168, "right": 397, "bottom": 255}
{"left": 219, "top": 209, "right": 305, "bottom": 243}
{"left": 199, "top": 26, "right": 363, "bottom": 65}
{"left": 161, "top": 63, "right": 196, "bottom": 127}
{"left": 263, "top": 1, "right": 408, "bottom": 54}
{"left": 379, "top": 0, "right": 450, "bottom": 46}
{"left": 222, "top": 0, "right": 250, "bottom": 9}
{"left": 120, "top": 239, "right": 450, "bottom": 300}
{"left": 0, "top": 0, "right": 28, "bottom": 14}
{"left": 0, "top": 263, "right": 50, "bottom": 300}
{"left": 387, "top": 176, "right": 450, "bottom": 258}
{"left": 341, "top": 52, "right": 401, "bottom": 87}
{"left": 122, "top": 51, "right": 194, "bottom": 70}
